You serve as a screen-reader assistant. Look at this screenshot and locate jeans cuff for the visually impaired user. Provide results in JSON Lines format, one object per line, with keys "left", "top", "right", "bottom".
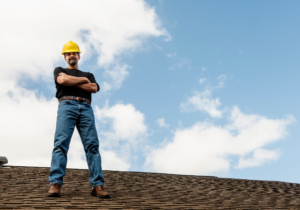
{"left": 92, "top": 183, "right": 104, "bottom": 188}
{"left": 50, "top": 181, "right": 62, "bottom": 187}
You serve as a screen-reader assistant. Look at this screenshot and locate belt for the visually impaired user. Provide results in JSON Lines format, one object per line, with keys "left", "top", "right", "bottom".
{"left": 59, "top": 97, "right": 91, "bottom": 104}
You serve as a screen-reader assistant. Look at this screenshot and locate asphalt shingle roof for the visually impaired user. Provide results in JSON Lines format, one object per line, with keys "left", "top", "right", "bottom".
{"left": 1, "top": 166, "right": 300, "bottom": 209}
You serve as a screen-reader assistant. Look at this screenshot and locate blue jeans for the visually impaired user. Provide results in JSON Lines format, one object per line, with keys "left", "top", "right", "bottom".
{"left": 49, "top": 97, "right": 104, "bottom": 188}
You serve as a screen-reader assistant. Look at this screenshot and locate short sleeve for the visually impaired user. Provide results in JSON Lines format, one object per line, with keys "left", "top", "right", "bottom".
{"left": 89, "top": 73, "right": 100, "bottom": 92}
{"left": 53, "top": 67, "right": 63, "bottom": 85}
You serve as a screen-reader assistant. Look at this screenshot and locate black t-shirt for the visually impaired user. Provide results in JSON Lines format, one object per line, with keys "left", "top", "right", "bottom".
{"left": 54, "top": 67, "right": 100, "bottom": 102}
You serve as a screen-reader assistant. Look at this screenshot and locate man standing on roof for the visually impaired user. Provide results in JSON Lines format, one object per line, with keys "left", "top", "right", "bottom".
{"left": 47, "top": 41, "right": 110, "bottom": 198}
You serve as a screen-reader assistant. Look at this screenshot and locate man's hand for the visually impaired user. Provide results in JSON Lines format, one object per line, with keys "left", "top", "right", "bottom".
{"left": 57, "top": 72, "right": 90, "bottom": 86}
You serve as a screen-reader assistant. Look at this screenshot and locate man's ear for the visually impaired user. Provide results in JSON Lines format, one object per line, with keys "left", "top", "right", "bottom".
{"left": 78, "top": 54, "right": 81, "bottom": 61}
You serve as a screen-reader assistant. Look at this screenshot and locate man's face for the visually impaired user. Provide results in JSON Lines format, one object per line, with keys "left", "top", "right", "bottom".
{"left": 64, "top": 52, "right": 80, "bottom": 66}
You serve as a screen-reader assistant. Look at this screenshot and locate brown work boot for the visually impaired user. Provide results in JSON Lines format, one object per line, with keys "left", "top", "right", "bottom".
{"left": 47, "top": 183, "right": 61, "bottom": 197}
{"left": 91, "top": 185, "right": 110, "bottom": 198}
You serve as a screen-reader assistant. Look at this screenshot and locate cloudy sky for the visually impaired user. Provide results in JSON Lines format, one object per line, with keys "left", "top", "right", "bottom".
{"left": 1, "top": 0, "right": 300, "bottom": 183}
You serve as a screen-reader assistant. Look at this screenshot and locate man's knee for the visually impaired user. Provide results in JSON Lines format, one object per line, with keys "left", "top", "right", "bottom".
{"left": 86, "top": 144, "right": 99, "bottom": 154}
{"left": 53, "top": 145, "right": 68, "bottom": 157}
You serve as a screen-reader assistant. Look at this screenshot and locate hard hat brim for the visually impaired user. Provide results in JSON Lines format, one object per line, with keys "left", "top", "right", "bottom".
{"left": 61, "top": 50, "right": 81, "bottom": 55}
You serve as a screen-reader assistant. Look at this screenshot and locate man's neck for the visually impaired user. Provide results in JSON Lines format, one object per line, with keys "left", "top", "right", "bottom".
{"left": 67, "top": 64, "right": 79, "bottom": 70}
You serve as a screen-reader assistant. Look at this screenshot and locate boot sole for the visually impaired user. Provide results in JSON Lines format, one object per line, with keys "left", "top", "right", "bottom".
{"left": 91, "top": 192, "right": 110, "bottom": 198}
{"left": 47, "top": 193, "right": 60, "bottom": 197}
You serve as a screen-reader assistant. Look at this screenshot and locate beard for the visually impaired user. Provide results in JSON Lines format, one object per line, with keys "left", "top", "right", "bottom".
{"left": 68, "top": 58, "right": 77, "bottom": 66}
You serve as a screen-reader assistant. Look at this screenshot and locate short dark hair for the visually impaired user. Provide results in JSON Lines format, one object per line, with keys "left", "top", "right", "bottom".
{"left": 64, "top": 52, "right": 80, "bottom": 58}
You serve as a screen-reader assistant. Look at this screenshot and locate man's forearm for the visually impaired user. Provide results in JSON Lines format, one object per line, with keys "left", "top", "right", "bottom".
{"left": 75, "top": 83, "right": 98, "bottom": 93}
{"left": 57, "top": 75, "right": 89, "bottom": 86}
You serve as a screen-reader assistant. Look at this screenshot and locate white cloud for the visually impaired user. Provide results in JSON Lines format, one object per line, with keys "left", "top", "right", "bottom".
{"left": 0, "top": 0, "right": 167, "bottom": 168}
{"left": 0, "top": 84, "right": 57, "bottom": 166}
{"left": 180, "top": 89, "right": 222, "bottom": 118}
{"left": 0, "top": 0, "right": 169, "bottom": 82}
{"left": 180, "top": 76, "right": 228, "bottom": 117}
{"left": 235, "top": 148, "right": 281, "bottom": 169}
{"left": 199, "top": 78, "right": 206, "bottom": 84}
{"left": 95, "top": 101, "right": 147, "bottom": 144}
{"left": 157, "top": 118, "right": 170, "bottom": 128}
{"left": 145, "top": 107, "right": 295, "bottom": 175}
{"left": 100, "top": 150, "right": 131, "bottom": 171}
{"left": 94, "top": 101, "right": 148, "bottom": 170}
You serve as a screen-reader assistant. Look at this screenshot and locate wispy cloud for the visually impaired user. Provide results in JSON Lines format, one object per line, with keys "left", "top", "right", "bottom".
{"left": 168, "top": 58, "right": 191, "bottom": 70}
{"left": 217, "top": 75, "right": 227, "bottom": 80}
{"left": 199, "top": 77, "right": 206, "bottom": 84}
{"left": 180, "top": 89, "right": 223, "bottom": 118}
{"left": 216, "top": 74, "right": 227, "bottom": 88}
{"left": 181, "top": 74, "right": 228, "bottom": 117}
{"left": 166, "top": 52, "right": 176, "bottom": 58}
{"left": 101, "top": 63, "right": 130, "bottom": 92}
{"left": 156, "top": 118, "right": 170, "bottom": 128}
{"left": 235, "top": 148, "right": 281, "bottom": 169}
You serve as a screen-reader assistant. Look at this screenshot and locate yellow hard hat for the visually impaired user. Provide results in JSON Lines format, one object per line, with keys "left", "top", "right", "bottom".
{"left": 61, "top": 41, "right": 81, "bottom": 55}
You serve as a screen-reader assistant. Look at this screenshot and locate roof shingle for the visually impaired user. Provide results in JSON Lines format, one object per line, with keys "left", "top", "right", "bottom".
{"left": 1, "top": 166, "right": 300, "bottom": 209}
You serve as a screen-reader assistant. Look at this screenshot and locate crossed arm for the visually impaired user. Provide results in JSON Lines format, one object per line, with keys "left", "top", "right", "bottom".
{"left": 57, "top": 73, "right": 98, "bottom": 93}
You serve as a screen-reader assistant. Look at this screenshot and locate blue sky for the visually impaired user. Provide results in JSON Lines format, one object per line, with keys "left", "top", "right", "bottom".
{"left": 109, "top": 0, "right": 300, "bottom": 182}
{"left": 1, "top": 0, "right": 300, "bottom": 183}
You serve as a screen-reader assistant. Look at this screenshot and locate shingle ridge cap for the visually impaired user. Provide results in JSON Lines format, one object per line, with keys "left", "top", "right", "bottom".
{"left": 216, "top": 176, "right": 300, "bottom": 185}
